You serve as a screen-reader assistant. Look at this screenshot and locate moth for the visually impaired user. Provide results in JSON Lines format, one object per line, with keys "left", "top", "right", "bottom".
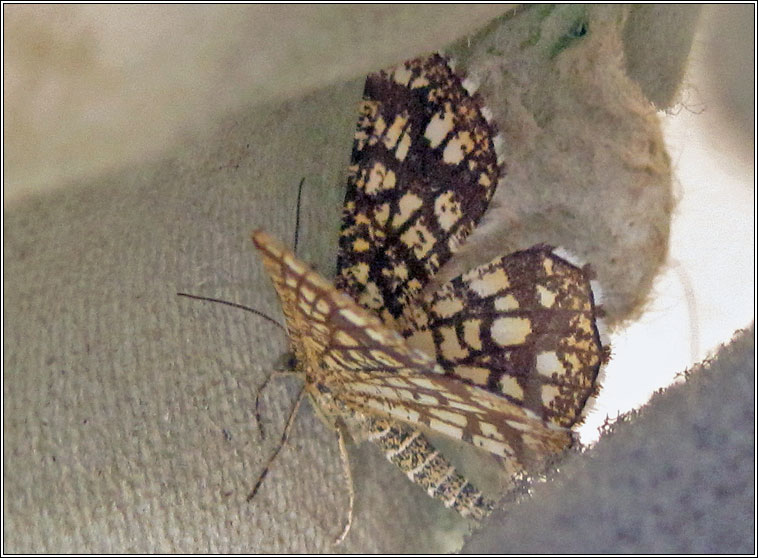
{"left": 251, "top": 53, "right": 604, "bottom": 540}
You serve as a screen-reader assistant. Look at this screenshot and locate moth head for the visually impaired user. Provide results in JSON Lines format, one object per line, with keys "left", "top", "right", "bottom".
{"left": 274, "top": 351, "right": 299, "bottom": 373}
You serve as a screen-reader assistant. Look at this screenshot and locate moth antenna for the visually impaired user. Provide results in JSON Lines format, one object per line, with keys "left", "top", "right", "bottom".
{"left": 292, "top": 176, "right": 306, "bottom": 255}
{"left": 176, "top": 292, "right": 286, "bottom": 332}
{"left": 177, "top": 292, "right": 294, "bottom": 439}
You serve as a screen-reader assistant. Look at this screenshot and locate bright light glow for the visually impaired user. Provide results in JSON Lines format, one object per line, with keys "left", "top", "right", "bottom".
{"left": 578, "top": 23, "right": 755, "bottom": 443}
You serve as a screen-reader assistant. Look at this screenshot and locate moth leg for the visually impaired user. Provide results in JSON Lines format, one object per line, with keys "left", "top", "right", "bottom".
{"left": 254, "top": 353, "right": 300, "bottom": 439}
{"left": 333, "top": 420, "right": 355, "bottom": 545}
{"left": 247, "top": 384, "right": 307, "bottom": 502}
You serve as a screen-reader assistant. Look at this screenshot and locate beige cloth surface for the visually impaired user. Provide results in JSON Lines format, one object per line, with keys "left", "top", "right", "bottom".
{"left": 7, "top": 5, "right": 751, "bottom": 553}
{"left": 4, "top": 4, "right": 513, "bottom": 200}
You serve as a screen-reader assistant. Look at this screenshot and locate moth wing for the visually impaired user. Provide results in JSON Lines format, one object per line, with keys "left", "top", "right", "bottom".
{"left": 338, "top": 369, "right": 572, "bottom": 469}
{"left": 253, "top": 230, "right": 444, "bottom": 381}
{"left": 336, "top": 54, "right": 501, "bottom": 323}
{"left": 398, "top": 246, "right": 604, "bottom": 428}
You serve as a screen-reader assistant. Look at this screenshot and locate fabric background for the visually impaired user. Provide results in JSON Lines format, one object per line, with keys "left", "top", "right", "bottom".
{"left": 4, "top": 5, "right": 753, "bottom": 553}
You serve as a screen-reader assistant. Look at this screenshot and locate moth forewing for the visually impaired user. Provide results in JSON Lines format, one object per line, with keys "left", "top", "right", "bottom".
{"left": 253, "top": 230, "right": 573, "bottom": 479}
{"left": 338, "top": 370, "right": 573, "bottom": 467}
{"left": 252, "top": 230, "right": 499, "bottom": 520}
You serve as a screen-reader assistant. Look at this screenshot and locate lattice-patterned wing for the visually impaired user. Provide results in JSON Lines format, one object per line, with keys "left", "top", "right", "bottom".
{"left": 252, "top": 231, "right": 570, "bottom": 463}
{"left": 336, "top": 54, "right": 501, "bottom": 323}
{"left": 339, "top": 370, "right": 572, "bottom": 469}
{"left": 254, "top": 228, "right": 498, "bottom": 522}
{"left": 253, "top": 230, "right": 443, "bottom": 383}
{"left": 397, "top": 246, "right": 603, "bottom": 429}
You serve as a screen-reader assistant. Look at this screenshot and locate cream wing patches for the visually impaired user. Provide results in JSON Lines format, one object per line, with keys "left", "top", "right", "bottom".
{"left": 253, "top": 230, "right": 496, "bottom": 519}
{"left": 254, "top": 231, "right": 578, "bottom": 489}
{"left": 251, "top": 231, "right": 589, "bottom": 515}
{"left": 398, "top": 245, "right": 604, "bottom": 429}
{"left": 338, "top": 370, "right": 572, "bottom": 469}
{"left": 254, "top": 231, "right": 441, "bottom": 382}
{"left": 336, "top": 53, "right": 501, "bottom": 323}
